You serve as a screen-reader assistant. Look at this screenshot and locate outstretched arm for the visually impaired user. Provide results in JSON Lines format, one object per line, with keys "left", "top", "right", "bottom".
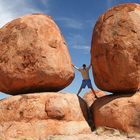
{"left": 87, "top": 62, "right": 92, "bottom": 69}
{"left": 72, "top": 64, "right": 79, "bottom": 70}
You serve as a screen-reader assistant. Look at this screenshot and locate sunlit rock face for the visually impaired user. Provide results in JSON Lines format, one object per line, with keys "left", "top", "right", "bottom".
{"left": 0, "top": 92, "right": 91, "bottom": 139}
{"left": 91, "top": 3, "right": 140, "bottom": 93}
{"left": 91, "top": 91, "right": 140, "bottom": 135}
{"left": 83, "top": 90, "right": 106, "bottom": 107}
{"left": 0, "top": 13, "right": 74, "bottom": 95}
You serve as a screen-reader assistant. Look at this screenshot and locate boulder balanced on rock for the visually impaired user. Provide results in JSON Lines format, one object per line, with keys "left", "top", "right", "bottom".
{"left": 0, "top": 92, "right": 91, "bottom": 140}
{"left": 91, "top": 3, "right": 140, "bottom": 93}
{"left": 0, "top": 13, "right": 74, "bottom": 95}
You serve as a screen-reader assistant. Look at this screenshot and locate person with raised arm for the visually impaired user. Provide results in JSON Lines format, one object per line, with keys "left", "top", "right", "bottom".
{"left": 72, "top": 63, "right": 98, "bottom": 98}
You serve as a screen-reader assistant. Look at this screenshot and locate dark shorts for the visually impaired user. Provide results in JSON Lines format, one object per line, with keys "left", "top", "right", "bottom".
{"left": 81, "top": 79, "right": 93, "bottom": 88}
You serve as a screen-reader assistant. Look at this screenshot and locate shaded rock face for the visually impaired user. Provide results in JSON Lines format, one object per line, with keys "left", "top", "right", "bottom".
{"left": 0, "top": 13, "right": 74, "bottom": 95}
{"left": 91, "top": 3, "right": 140, "bottom": 93}
{"left": 91, "top": 91, "right": 140, "bottom": 134}
{"left": 83, "top": 90, "right": 106, "bottom": 107}
{"left": 0, "top": 92, "right": 91, "bottom": 139}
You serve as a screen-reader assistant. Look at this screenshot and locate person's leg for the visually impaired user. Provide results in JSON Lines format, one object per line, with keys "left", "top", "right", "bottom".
{"left": 77, "top": 86, "right": 83, "bottom": 95}
{"left": 91, "top": 87, "right": 98, "bottom": 98}
{"left": 77, "top": 80, "right": 86, "bottom": 95}
{"left": 87, "top": 79, "right": 98, "bottom": 98}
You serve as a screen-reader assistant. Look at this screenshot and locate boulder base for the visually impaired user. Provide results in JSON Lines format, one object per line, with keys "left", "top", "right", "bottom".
{"left": 91, "top": 91, "right": 140, "bottom": 134}
{"left": 0, "top": 92, "right": 91, "bottom": 139}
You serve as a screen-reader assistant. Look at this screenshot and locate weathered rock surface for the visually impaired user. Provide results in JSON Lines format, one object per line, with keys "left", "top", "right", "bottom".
{"left": 0, "top": 92, "right": 91, "bottom": 140}
{"left": 0, "top": 13, "right": 74, "bottom": 95}
{"left": 46, "top": 132, "right": 137, "bottom": 140}
{"left": 91, "top": 3, "right": 140, "bottom": 93}
{"left": 83, "top": 90, "right": 106, "bottom": 107}
{"left": 91, "top": 91, "right": 140, "bottom": 135}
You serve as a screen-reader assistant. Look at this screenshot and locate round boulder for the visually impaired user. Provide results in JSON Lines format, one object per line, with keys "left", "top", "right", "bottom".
{"left": 0, "top": 92, "right": 91, "bottom": 139}
{"left": 91, "top": 91, "right": 140, "bottom": 135}
{"left": 91, "top": 3, "right": 140, "bottom": 93}
{"left": 0, "top": 13, "right": 74, "bottom": 95}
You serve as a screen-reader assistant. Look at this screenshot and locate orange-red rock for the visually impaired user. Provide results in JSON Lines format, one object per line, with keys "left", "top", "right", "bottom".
{"left": 91, "top": 91, "right": 140, "bottom": 134}
{"left": 0, "top": 13, "right": 74, "bottom": 95}
{"left": 83, "top": 90, "right": 106, "bottom": 107}
{"left": 0, "top": 92, "right": 91, "bottom": 139}
{"left": 91, "top": 3, "right": 140, "bottom": 93}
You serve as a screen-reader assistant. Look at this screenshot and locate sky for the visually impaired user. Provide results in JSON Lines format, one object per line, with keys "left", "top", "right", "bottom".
{"left": 0, "top": 0, "right": 140, "bottom": 99}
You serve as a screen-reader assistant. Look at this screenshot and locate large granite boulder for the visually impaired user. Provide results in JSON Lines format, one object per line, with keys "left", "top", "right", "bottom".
{"left": 91, "top": 3, "right": 140, "bottom": 93}
{"left": 91, "top": 91, "right": 140, "bottom": 135}
{"left": 0, "top": 13, "right": 74, "bottom": 95}
{"left": 0, "top": 92, "right": 91, "bottom": 139}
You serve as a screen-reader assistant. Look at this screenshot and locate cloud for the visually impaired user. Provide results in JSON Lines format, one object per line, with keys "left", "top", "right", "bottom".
{"left": 73, "top": 45, "right": 90, "bottom": 51}
{"left": 67, "top": 34, "right": 90, "bottom": 51}
{"left": 0, "top": 0, "right": 50, "bottom": 27}
{"left": 56, "top": 17, "right": 83, "bottom": 29}
{"left": 55, "top": 17, "right": 94, "bottom": 52}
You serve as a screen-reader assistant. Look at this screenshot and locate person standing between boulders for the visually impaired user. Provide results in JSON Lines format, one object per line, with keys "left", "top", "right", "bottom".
{"left": 72, "top": 63, "right": 98, "bottom": 98}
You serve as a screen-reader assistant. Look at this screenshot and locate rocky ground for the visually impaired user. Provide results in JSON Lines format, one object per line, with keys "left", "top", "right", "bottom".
{"left": 11, "top": 127, "right": 140, "bottom": 140}
{"left": 6, "top": 134, "right": 139, "bottom": 140}
{"left": 47, "top": 126, "right": 140, "bottom": 140}
{"left": 47, "top": 133, "right": 139, "bottom": 140}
